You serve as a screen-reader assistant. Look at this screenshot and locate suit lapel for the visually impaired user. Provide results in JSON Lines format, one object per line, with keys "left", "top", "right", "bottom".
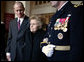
{"left": 18, "top": 16, "right": 29, "bottom": 33}
{"left": 14, "top": 18, "right": 18, "bottom": 35}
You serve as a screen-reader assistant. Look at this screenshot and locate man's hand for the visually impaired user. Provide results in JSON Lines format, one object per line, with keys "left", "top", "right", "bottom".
{"left": 42, "top": 44, "right": 55, "bottom": 57}
{"left": 6, "top": 53, "right": 11, "bottom": 61}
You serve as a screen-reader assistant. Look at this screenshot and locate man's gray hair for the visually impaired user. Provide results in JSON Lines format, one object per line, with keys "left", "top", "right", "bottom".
{"left": 14, "top": 2, "right": 24, "bottom": 8}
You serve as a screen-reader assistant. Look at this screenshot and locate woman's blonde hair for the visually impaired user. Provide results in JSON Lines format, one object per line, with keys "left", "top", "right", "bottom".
{"left": 29, "top": 15, "right": 43, "bottom": 29}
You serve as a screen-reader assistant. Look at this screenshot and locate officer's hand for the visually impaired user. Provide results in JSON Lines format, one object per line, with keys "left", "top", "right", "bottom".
{"left": 42, "top": 44, "right": 55, "bottom": 57}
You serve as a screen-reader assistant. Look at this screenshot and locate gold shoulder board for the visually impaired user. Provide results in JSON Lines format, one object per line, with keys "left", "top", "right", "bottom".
{"left": 74, "top": 2, "right": 83, "bottom": 8}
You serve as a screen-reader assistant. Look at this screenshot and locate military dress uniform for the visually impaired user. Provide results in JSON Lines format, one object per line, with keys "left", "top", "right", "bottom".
{"left": 40, "top": 1, "right": 83, "bottom": 61}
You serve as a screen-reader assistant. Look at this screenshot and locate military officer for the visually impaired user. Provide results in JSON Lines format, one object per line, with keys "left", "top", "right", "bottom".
{"left": 40, "top": 1, "right": 83, "bottom": 61}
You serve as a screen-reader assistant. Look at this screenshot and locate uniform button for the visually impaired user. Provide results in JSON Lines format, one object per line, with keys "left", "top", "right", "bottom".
{"left": 49, "top": 35, "right": 51, "bottom": 37}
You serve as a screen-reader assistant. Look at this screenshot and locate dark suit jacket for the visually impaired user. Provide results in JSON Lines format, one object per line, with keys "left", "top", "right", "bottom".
{"left": 24, "top": 29, "right": 47, "bottom": 61}
{"left": 5, "top": 15, "right": 29, "bottom": 61}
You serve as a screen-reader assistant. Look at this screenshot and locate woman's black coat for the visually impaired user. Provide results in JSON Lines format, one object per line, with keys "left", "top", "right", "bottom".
{"left": 23, "top": 28, "right": 46, "bottom": 61}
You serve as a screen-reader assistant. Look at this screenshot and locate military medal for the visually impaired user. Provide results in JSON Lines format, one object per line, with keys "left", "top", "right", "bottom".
{"left": 57, "top": 23, "right": 61, "bottom": 27}
{"left": 54, "top": 27, "right": 58, "bottom": 30}
{"left": 54, "top": 16, "right": 70, "bottom": 32}
{"left": 49, "top": 35, "right": 51, "bottom": 37}
{"left": 61, "top": 27, "right": 64, "bottom": 30}
{"left": 57, "top": 33, "right": 63, "bottom": 40}
{"left": 62, "top": 22, "right": 68, "bottom": 32}
{"left": 63, "top": 28, "right": 67, "bottom": 32}
{"left": 56, "top": 18, "right": 60, "bottom": 22}
{"left": 54, "top": 19, "right": 60, "bottom": 30}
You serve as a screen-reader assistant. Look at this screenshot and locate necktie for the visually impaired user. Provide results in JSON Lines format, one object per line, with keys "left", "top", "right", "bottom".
{"left": 17, "top": 19, "right": 20, "bottom": 30}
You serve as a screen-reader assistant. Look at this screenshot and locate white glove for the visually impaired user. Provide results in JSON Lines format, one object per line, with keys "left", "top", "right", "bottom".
{"left": 42, "top": 44, "right": 55, "bottom": 57}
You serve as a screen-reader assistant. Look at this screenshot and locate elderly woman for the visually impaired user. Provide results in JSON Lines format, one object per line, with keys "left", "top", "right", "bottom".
{"left": 23, "top": 15, "right": 47, "bottom": 61}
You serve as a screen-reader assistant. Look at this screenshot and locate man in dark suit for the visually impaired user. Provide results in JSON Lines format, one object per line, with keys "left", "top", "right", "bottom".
{"left": 5, "top": 2, "right": 29, "bottom": 61}
{"left": 41, "top": 1, "right": 83, "bottom": 61}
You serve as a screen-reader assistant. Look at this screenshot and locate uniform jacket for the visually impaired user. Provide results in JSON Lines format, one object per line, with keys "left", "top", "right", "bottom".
{"left": 41, "top": 1, "right": 83, "bottom": 61}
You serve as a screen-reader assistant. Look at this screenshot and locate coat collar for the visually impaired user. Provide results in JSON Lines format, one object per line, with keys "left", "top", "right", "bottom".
{"left": 16, "top": 16, "right": 29, "bottom": 33}
{"left": 50, "top": 1, "right": 73, "bottom": 22}
{"left": 14, "top": 18, "right": 18, "bottom": 35}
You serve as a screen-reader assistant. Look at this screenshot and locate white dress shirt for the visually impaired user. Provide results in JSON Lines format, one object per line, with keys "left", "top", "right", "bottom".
{"left": 17, "top": 15, "right": 25, "bottom": 26}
